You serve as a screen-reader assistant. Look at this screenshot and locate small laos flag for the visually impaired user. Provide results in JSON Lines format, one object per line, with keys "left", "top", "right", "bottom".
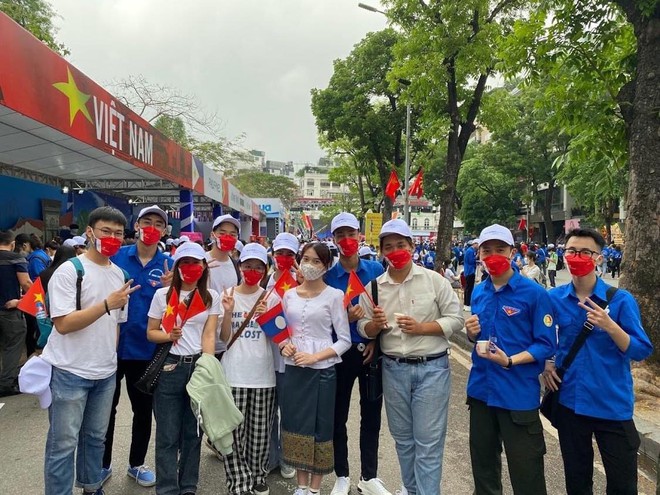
{"left": 256, "top": 302, "right": 290, "bottom": 344}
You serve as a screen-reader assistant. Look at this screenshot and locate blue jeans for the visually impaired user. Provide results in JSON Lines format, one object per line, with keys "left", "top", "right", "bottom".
{"left": 382, "top": 355, "right": 451, "bottom": 495}
{"left": 45, "top": 367, "right": 116, "bottom": 495}
{"left": 153, "top": 355, "right": 201, "bottom": 495}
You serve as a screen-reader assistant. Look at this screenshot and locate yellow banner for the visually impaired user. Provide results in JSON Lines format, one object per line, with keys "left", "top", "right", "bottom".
{"left": 365, "top": 212, "right": 382, "bottom": 246}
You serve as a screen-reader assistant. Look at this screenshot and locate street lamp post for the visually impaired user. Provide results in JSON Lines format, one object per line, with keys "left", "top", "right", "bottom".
{"left": 398, "top": 78, "right": 412, "bottom": 225}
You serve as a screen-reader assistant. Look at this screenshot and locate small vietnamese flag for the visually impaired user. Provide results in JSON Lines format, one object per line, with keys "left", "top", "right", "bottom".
{"left": 180, "top": 290, "right": 207, "bottom": 325}
{"left": 343, "top": 271, "right": 367, "bottom": 308}
{"left": 273, "top": 270, "right": 298, "bottom": 298}
{"left": 384, "top": 170, "right": 401, "bottom": 201}
{"left": 17, "top": 277, "right": 47, "bottom": 317}
{"left": 162, "top": 288, "right": 179, "bottom": 334}
{"left": 256, "top": 302, "right": 290, "bottom": 344}
{"left": 408, "top": 167, "right": 424, "bottom": 198}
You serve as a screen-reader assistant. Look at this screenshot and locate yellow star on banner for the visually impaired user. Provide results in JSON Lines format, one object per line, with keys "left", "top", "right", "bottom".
{"left": 165, "top": 304, "right": 175, "bottom": 317}
{"left": 53, "top": 67, "right": 93, "bottom": 126}
{"left": 346, "top": 286, "right": 354, "bottom": 296}
{"left": 34, "top": 293, "right": 45, "bottom": 304}
{"left": 281, "top": 282, "right": 292, "bottom": 292}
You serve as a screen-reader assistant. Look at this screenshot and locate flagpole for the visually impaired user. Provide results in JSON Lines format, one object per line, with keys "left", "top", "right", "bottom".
{"left": 404, "top": 101, "right": 411, "bottom": 224}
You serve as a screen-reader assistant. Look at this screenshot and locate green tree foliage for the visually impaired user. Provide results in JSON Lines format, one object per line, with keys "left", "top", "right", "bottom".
{"left": 1, "top": 0, "right": 69, "bottom": 55}
{"left": 382, "top": 0, "right": 525, "bottom": 259}
{"left": 456, "top": 144, "right": 521, "bottom": 233}
{"left": 228, "top": 170, "right": 299, "bottom": 210}
{"left": 311, "top": 29, "right": 413, "bottom": 222}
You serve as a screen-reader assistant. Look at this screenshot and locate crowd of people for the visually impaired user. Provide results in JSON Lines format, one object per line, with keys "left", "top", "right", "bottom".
{"left": 0, "top": 206, "right": 652, "bottom": 495}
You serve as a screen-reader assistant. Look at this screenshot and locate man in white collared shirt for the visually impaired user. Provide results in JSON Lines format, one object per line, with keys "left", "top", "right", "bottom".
{"left": 358, "top": 219, "right": 464, "bottom": 495}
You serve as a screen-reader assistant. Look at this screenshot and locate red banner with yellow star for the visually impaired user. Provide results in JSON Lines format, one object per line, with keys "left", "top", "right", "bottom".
{"left": 0, "top": 13, "right": 200, "bottom": 192}
{"left": 17, "top": 277, "right": 47, "bottom": 317}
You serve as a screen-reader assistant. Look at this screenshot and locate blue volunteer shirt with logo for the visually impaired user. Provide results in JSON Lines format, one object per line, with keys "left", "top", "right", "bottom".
{"left": 549, "top": 278, "right": 652, "bottom": 420}
{"left": 325, "top": 258, "right": 384, "bottom": 344}
{"left": 463, "top": 246, "right": 477, "bottom": 276}
{"left": 467, "top": 271, "right": 556, "bottom": 410}
{"left": 112, "top": 244, "right": 174, "bottom": 360}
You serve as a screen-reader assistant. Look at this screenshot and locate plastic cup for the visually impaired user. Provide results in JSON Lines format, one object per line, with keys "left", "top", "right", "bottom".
{"left": 476, "top": 340, "right": 489, "bottom": 353}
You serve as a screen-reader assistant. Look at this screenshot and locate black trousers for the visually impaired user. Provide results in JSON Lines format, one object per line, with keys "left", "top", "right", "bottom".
{"left": 548, "top": 270, "right": 557, "bottom": 288}
{"left": 464, "top": 274, "right": 476, "bottom": 306}
{"left": 467, "top": 397, "right": 547, "bottom": 495}
{"left": 103, "top": 359, "right": 153, "bottom": 469}
{"left": 556, "top": 404, "right": 639, "bottom": 495}
{"left": 24, "top": 314, "right": 39, "bottom": 356}
{"left": 333, "top": 344, "right": 383, "bottom": 480}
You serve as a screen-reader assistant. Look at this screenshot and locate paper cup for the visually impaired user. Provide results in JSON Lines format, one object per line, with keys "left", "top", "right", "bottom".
{"left": 476, "top": 340, "right": 489, "bottom": 353}
{"left": 393, "top": 312, "right": 405, "bottom": 322}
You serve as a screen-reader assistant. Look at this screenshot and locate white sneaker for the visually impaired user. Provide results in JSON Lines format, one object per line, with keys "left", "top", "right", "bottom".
{"left": 331, "top": 476, "right": 351, "bottom": 495}
{"left": 280, "top": 462, "right": 296, "bottom": 479}
{"left": 357, "top": 478, "right": 391, "bottom": 495}
{"left": 293, "top": 489, "right": 307, "bottom": 495}
{"left": 394, "top": 487, "right": 408, "bottom": 495}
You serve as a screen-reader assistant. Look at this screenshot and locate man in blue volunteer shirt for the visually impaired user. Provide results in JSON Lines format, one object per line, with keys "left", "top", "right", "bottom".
{"left": 543, "top": 228, "right": 652, "bottom": 495}
{"left": 463, "top": 239, "right": 478, "bottom": 310}
{"left": 465, "top": 224, "right": 555, "bottom": 495}
{"left": 103, "top": 205, "right": 173, "bottom": 487}
{"left": 324, "top": 212, "right": 387, "bottom": 495}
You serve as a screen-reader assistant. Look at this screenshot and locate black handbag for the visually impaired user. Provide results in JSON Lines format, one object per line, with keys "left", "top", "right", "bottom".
{"left": 540, "top": 286, "right": 617, "bottom": 427}
{"left": 134, "top": 341, "right": 173, "bottom": 395}
{"left": 365, "top": 281, "right": 383, "bottom": 402}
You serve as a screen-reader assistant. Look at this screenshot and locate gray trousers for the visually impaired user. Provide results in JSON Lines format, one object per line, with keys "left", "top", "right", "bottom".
{"left": 0, "top": 309, "right": 26, "bottom": 390}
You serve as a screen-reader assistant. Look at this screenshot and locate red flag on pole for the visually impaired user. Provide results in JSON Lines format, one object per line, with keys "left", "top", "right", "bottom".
{"left": 343, "top": 271, "right": 367, "bottom": 308}
{"left": 179, "top": 290, "right": 207, "bottom": 326}
{"left": 408, "top": 168, "right": 424, "bottom": 198}
{"left": 518, "top": 218, "right": 527, "bottom": 230}
{"left": 17, "top": 277, "right": 47, "bottom": 317}
{"left": 162, "top": 288, "right": 179, "bottom": 334}
{"left": 273, "top": 270, "right": 298, "bottom": 298}
{"left": 384, "top": 170, "right": 401, "bottom": 201}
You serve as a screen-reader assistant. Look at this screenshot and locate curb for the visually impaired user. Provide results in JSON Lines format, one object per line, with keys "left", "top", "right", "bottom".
{"left": 450, "top": 320, "right": 660, "bottom": 481}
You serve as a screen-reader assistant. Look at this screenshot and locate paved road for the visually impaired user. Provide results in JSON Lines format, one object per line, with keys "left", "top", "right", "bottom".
{"left": 1, "top": 268, "right": 656, "bottom": 494}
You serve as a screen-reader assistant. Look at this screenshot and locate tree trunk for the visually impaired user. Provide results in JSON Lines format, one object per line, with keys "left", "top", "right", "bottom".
{"left": 542, "top": 180, "right": 555, "bottom": 243}
{"left": 616, "top": 3, "right": 660, "bottom": 368}
{"left": 435, "top": 123, "right": 462, "bottom": 262}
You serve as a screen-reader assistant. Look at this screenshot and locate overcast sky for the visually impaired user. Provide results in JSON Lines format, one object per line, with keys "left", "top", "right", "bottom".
{"left": 50, "top": 0, "right": 387, "bottom": 164}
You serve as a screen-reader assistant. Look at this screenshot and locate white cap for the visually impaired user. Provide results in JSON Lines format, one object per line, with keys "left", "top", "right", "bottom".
{"left": 478, "top": 224, "right": 514, "bottom": 247}
{"left": 359, "top": 246, "right": 374, "bottom": 257}
{"left": 548, "top": 243, "right": 555, "bottom": 249}
{"left": 212, "top": 214, "right": 241, "bottom": 236}
{"left": 273, "top": 233, "right": 299, "bottom": 253}
{"left": 234, "top": 240, "right": 244, "bottom": 253}
{"left": 137, "top": 205, "right": 168, "bottom": 225}
{"left": 165, "top": 238, "right": 174, "bottom": 246}
{"left": 62, "top": 238, "right": 77, "bottom": 247}
{"left": 379, "top": 219, "right": 412, "bottom": 240}
{"left": 179, "top": 235, "right": 190, "bottom": 243}
{"left": 331, "top": 212, "right": 360, "bottom": 233}
{"left": 172, "top": 238, "right": 181, "bottom": 246}
{"left": 18, "top": 356, "right": 52, "bottom": 409}
{"left": 470, "top": 238, "right": 480, "bottom": 245}
{"left": 173, "top": 241, "right": 206, "bottom": 262}
{"left": 240, "top": 243, "right": 268, "bottom": 265}
{"left": 72, "top": 236, "right": 87, "bottom": 246}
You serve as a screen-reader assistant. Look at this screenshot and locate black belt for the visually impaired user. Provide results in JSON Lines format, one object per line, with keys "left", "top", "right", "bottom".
{"left": 384, "top": 349, "right": 449, "bottom": 364}
{"left": 167, "top": 353, "right": 201, "bottom": 364}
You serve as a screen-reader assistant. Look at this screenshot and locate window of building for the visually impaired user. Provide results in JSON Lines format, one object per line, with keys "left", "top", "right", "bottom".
{"left": 412, "top": 218, "right": 418, "bottom": 228}
{"left": 424, "top": 218, "right": 430, "bottom": 228}
{"left": 320, "top": 181, "right": 330, "bottom": 188}
{"left": 306, "top": 189, "right": 314, "bottom": 196}
{"left": 306, "top": 179, "right": 315, "bottom": 187}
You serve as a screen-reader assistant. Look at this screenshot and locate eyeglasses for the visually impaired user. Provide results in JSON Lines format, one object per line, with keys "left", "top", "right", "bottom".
{"left": 94, "top": 228, "right": 124, "bottom": 238}
{"left": 565, "top": 248, "right": 600, "bottom": 258}
{"left": 301, "top": 256, "right": 324, "bottom": 266}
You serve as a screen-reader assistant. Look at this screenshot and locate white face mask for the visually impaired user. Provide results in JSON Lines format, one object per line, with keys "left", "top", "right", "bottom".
{"left": 300, "top": 263, "right": 325, "bottom": 281}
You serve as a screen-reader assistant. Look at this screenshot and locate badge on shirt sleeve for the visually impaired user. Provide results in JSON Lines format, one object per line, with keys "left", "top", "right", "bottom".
{"left": 502, "top": 305, "right": 521, "bottom": 316}
{"left": 543, "top": 314, "right": 553, "bottom": 327}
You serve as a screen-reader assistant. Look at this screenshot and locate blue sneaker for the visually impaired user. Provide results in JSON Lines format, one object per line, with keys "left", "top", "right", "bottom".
{"left": 127, "top": 465, "right": 156, "bottom": 487}
{"left": 100, "top": 467, "right": 112, "bottom": 486}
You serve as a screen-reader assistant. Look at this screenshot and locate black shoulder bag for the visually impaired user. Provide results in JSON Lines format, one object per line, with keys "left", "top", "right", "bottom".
{"left": 540, "top": 286, "right": 617, "bottom": 427}
{"left": 365, "top": 281, "right": 383, "bottom": 401}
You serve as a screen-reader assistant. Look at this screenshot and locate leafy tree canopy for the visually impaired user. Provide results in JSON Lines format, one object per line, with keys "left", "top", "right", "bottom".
{"left": 1, "top": 0, "right": 69, "bottom": 55}
{"left": 228, "top": 170, "right": 299, "bottom": 210}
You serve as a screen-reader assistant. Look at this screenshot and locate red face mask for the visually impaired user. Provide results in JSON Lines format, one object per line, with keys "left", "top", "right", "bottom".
{"left": 337, "top": 237, "right": 359, "bottom": 257}
{"left": 242, "top": 269, "right": 263, "bottom": 286}
{"left": 386, "top": 249, "right": 412, "bottom": 269}
{"left": 94, "top": 236, "right": 122, "bottom": 257}
{"left": 217, "top": 234, "right": 237, "bottom": 252}
{"left": 179, "top": 264, "right": 204, "bottom": 284}
{"left": 139, "top": 226, "right": 161, "bottom": 246}
{"left": 482, "top": 255, "right": 511, "bottom": 277}
{"left": 274, "top": 255, "right": 295, "bottom": 272}
{"left": 565, "top": 254, "right": 595, "bottom": 277}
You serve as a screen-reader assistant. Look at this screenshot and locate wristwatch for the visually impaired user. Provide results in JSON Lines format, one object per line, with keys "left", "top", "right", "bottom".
{"left": 504, "top": 357, "right": 513, "bottom": 369}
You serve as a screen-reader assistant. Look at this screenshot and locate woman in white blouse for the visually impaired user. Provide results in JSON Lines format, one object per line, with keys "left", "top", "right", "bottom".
{"left": 521, "top": 252, "right": 543, "bottom": 285}
{"left": 278, "top": 242, "right": 351, "bottom": 495}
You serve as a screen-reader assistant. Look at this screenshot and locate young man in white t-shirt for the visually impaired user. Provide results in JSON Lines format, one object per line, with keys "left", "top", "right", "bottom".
{"left": 41, "top": 206, "right": 139, "bottom": 495}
